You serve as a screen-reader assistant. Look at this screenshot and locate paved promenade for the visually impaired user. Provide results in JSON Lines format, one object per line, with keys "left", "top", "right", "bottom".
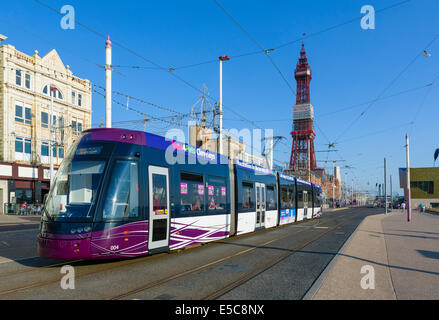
{"left": 309, "top": 209, "right": 439, "bottom": 300}
{"left": 0, "top": 214, "right": 41, "bottom": 227}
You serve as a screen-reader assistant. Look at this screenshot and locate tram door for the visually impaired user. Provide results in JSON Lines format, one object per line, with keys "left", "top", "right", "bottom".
{"left": 148, "top": 166, "right": 170, "bottom": 252}
{"left": 303, "top": 190, "right": 308, "bottom": 219}
{"left": 255, "top": 183, "right": 266, "bottom": 229}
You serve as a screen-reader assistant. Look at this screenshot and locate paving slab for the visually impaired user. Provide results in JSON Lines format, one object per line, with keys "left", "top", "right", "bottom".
{"left": 312, "top": 212, "right": 397, "bottom": 299}
{"left": 0, "top": 215, "right": 41, "bottom": 226}
{"left": 381, "top": 211, "right": 439, "bottom": 299}
{"left": 311, "top": 209, "right": 439, "bottom": 300}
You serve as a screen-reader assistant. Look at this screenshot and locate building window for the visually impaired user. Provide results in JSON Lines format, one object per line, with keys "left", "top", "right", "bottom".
{"left": 16, "top": 69, "right": 22, "bottom": 86}
{"left": 72, "top": 91, "right": 76, "bottom": 104}
{"left": 58, "top": 146, "right": 64, "bottom": 158}
{"left": 72, "top": 120, "right": 77, "bottom": 135}
{"left": 15, "top": 105, "right": 23, "bottom": 123}
{"left": 78, "top": 93, "right": 82, "bottom": 107}
{"left": 15, "top": 137, "right": 32, "bottom": 161}
{"left": 71, "top": 120, "right": 82, "bottom": 135}
{"left": 25, "top": 73, "right": 31, "bottom": 89}
{"left": 411, "top": 181, "right": 434, "bottom": 194}
{"left": 15, "top": 105, "right": 31, "bottom": 124}
{"left": 43, "top": 85, "right": 63, "bottom": 100}
{"left": 41, "top": 142, "right": 49, "bottom": 156}
{"left": 41, "top": 111, "right": 48, "bottom": 128}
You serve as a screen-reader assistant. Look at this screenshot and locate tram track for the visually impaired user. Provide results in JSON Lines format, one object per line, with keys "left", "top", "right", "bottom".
{"left": 108, "top": 210, "right": 359, "bottom": 300}
{"left": 202, "top": 219, "right": 349, "bottom": 300}
{"left": 0, "top": 209, "right": 368, "bottom": 299}
{"left": 0, "top": 252, "right": 168, "bottom": 298}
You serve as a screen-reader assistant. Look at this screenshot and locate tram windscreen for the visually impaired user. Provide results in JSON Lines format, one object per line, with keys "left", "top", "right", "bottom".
{"left": 44, "top": 140, "right": 106, "bottom": 220}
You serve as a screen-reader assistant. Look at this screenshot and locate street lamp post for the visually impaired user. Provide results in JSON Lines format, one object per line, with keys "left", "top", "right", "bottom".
{"left": 384, "top": 157, "right": 387, "bottom": 214}
{"left": 49, "top": 86, "right": 57, "bottom": 186}
{"left": 351, "top": 178, "right": 354, "bottom": 206}
{"left": 105, "top": 36, "right": 112, "bottom": 128}
{"left": 332, "top": 161, "right": 335, "bottom": 209}
{"left": 218, "top": 55, "right": 229, "bottom": 155}
{"left": 406, "top": 134, "right": 411, "bottom": 221}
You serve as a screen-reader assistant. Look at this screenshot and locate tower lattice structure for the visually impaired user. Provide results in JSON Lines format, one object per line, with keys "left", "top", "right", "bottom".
{"left": 289, "top": 42, "right": 317, "bottom": 173}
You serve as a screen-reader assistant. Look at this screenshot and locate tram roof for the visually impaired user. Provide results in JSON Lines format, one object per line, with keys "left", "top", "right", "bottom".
{"left": 81, "top": 128, "right": 228, "bottom": 163}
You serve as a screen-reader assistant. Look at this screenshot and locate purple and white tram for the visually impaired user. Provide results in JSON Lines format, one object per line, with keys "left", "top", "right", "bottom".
{"left": 37, "top": 128, "right": 322, "bottom": 259}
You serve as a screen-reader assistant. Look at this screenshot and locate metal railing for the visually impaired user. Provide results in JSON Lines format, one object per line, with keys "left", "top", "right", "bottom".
{"left": 3, "top": 203, "right": 43, "bottom": 216}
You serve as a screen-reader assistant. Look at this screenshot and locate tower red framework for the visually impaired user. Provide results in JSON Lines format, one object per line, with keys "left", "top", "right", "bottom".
{"left": 289, "top": 43, "right": 317, "bottom": 173}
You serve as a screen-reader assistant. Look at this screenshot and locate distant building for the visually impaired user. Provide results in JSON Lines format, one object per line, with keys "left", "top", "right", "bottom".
{"left": 0, "top": 39, "right": 92, "bottom": 211}
{"left": 399, "top": 167, "right": 439, "bottom": 209}
{"left": 188, "top": 124, "right": 267, "bottom": 167}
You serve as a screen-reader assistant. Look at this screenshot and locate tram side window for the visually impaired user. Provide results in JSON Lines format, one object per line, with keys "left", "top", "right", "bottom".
{"left": 103, "top": 161, "right": 139, "bottom": 220}
{"left": 297, "top": 186, "right": 304, "bottom": 208}
{"left": 266, "top": 186, "right": 276, "bottom": 210}
{"left": 241, "top": 182, "right": 255, "bottom": 210}
{"left": 180, "top": 172, "right": 205, "bottom": 213}
{"left": 316, "top": 190, "right": 322, "bottom": 206}
{"left": 207, "top": 176, "right": 227, "bottom": 211}
{"left": 281, "top": 187, "right": 294, "bottom": 209}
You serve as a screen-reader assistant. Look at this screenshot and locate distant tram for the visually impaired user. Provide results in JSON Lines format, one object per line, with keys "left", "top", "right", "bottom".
{"left": 38, "top": 128, "right": 322, "bottom": 259}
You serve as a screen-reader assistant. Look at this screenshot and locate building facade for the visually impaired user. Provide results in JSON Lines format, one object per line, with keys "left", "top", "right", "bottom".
{"left": 0, "top": 41, "right": 92, "bottom": 212}
{"left": 399, "top": 167, "right": 439, "bottom": 209}
{"left": 188, "top": 124, "right": 267, "bottom": 167}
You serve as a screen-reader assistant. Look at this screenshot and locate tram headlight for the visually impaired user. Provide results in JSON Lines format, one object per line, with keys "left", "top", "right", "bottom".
{"left": 70, "top": 226, "right": 91, "bottom": 234}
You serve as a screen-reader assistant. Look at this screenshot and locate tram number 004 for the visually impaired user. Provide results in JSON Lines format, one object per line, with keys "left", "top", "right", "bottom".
{"left": 219, "top": 304, "right": 264, "bottom": 315}
{"left": 110, "top": 245, "right": 119, "bottom": 251}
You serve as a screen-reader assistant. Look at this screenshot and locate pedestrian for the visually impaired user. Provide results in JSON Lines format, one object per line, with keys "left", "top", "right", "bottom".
{"left": 20, "top": 202, "right": 27, "bottom": 215}
{"left": 419, "top": 203, "right": 424, "bottom": 213}
{"left": 401, "top": 202, "right": 406, "bottom": 211}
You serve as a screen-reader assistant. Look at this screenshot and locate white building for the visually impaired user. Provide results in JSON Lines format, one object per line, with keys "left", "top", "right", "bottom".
{"left": 0, "top": 36, "right": 92, "bottom": 212}
{"left": 188, "top": 124, "right": 268, "bottom": 168}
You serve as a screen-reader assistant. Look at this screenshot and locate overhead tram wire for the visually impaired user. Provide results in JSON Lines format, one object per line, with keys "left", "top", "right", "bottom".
{"left": 335, "top": 121, "right": 414, "bottom": 144}
{"left": 34, "top": 0, "right": 412, "bottom": 141}
{"left": 3, "top": 60, "right": 196, "bottom": 120}
{"left": 272, "top": 0, "right": 412, "bottom": 51}
{"left": 108, "top": 0, "right": 412, "bottom": 72}
{"left": 93, "top": 88, "right": 189, "bottom": 129}
{"left": 333, "top": 30, "right": 439, "bottom": 144}
{"left": 34, "top": 0, "right": 276, "bottom": 134}
{"left": 0, "top": 17, "right": 215, "bottom": 122}
{"left": 212, "top": 0, "right": 295, "bottom": 95}
{"left": 219, "top": 81, "right": 432, "bottom": 124}
{"left": 93, "top": 87, "right": 288, "bottom": 167}
{"left": 8, "top": 1, "right": 278, "bottom": 155}
{"left": 0, "top": 16, "right": 104, "bottom": 73}
{"left": 409, "top": 69, "right": 439, "bottom": 134}
{"left": 33, "top": 0, "right": 410, "bottom": 170}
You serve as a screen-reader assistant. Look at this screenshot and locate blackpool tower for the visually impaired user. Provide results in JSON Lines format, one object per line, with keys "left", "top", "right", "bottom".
{"left": 287, "top": 42, "right": 316, "bottom": 176}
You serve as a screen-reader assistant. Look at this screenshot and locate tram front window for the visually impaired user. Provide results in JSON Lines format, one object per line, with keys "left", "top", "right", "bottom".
{"left": 44, "top": 158, "right": 106, "bottom": 220}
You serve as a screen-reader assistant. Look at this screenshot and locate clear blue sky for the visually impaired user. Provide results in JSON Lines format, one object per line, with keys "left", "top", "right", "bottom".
{"left": 1, "top": 0, "right": 438, "bottom": 196}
